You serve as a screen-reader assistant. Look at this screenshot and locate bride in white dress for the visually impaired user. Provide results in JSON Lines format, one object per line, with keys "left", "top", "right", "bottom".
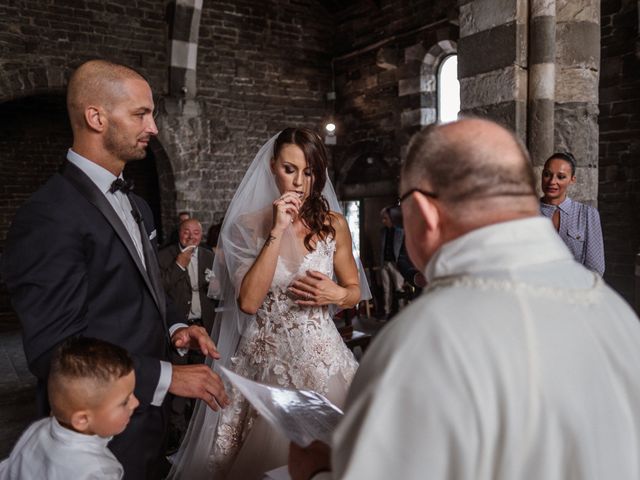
{"left": 168, "top": 128, "right": 370, "bottom": 479}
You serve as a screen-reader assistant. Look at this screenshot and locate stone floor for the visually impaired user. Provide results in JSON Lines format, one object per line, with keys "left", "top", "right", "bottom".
{"left": 0, "top": 311, "right": 389, "bottom": 460}
{"left": 0, "top": 319, "right": 37, "bottom": 459}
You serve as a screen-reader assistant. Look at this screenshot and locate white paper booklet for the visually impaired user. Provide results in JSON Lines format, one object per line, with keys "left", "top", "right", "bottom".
{"left": 220, "top": 366, "right": 343, "bottom": 447}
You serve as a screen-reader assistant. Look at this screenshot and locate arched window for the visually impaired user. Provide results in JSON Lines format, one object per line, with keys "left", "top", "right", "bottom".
{"left": 437, "top": 54, "right": 460, "bottom": 123}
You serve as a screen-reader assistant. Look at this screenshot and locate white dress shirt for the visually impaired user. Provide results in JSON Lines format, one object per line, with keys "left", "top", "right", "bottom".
{"left": 0, "top": 417, "right": 123, "bottom": 479}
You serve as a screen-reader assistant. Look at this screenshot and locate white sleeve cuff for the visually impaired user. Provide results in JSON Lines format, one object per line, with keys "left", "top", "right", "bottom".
{"left": 169, "top": 323, "right": 189, "bottom": 357}
{"left": 152, "top": 361, "right": 172, "bottom": 406}
{"left": 169, "top": 323, "right": 189, "bottom": 337}
{"left": 175, "top": 262, "right": 186, "bottom": 271}
{"left": 169, "top": 323, "right": 190, "bottom": 356}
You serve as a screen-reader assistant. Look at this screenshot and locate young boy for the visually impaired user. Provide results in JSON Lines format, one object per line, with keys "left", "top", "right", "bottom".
{"left": 0, "top": 337, "right": 139, "bottom": 479}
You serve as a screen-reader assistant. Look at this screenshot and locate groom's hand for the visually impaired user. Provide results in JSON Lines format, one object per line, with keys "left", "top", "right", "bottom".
{"left": 171, "top": 324, "right": 220, "bottom": 359}
{"left": 169, "top": 364, "right": 230, "bottom": 410}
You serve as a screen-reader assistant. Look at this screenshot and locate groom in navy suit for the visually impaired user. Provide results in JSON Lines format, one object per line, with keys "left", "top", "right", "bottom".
{"left": 1, "top": 60, "right": 229, "bottom": 479}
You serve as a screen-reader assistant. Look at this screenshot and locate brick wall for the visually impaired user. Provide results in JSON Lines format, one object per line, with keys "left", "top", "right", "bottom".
{"left": 0, "top": 0, "right": 335, "bottom": 319}
{"left": 599, "top": 0, "right": 640, "bottom": 305}
{"left": 0, "top": 95, "right": 72, "bottom": 314}
{"left": 328, "top": 0, "right": 457, "bottom": 267}
{"left": 0, "top": 95, "right": 71, "bottom": 248}
{"left": 0, "top": 0, "right": 335, "bottom": 229}
{"left": 0, "top": 0, "right": 168, "bottom": 102}
{"left": 332, "top": 0, "right": 455, "bottom": 171}
{"left": 188, "top": 0, "right": 335, "bottom": 226}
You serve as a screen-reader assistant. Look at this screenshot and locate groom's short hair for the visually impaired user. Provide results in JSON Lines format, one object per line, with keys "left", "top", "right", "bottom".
{"left": 66, "top": 59, "right": 147, "bottom": 130}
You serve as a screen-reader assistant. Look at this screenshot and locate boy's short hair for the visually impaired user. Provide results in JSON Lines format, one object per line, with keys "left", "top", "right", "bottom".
{"left": 48, "top": 337, "right": 133, "bottom": 413}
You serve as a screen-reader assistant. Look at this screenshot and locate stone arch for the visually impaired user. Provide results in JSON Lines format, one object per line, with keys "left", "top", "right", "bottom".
{"left": 335, "top": 142, "right": 396, "bottom": 199}
{"left": 0, "top": 64, "right": 69, "bottom": 103}
{"left": 123, "top": 136, "right": 177, "bottom": 245}
{"left": 148, "top": 138, "right": 177, "bottom": 243}
{"left": 399, "top": 39, "right": 458, "bottom": 128}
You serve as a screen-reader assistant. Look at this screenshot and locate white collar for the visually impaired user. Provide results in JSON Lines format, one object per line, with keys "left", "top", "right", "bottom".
{"left": 49, "top": 416, "right": 113, "bottom": 447}
{"left": 425, "top": 217, "right": 573, "bottom": 283}
{"left": 67, "top": 149, "right": 121, "bottom": 194}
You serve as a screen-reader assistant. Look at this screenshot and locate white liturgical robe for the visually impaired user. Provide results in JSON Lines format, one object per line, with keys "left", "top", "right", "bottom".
{"left": 0, "top": 417, "right": 123, "bottom": 480}
{"left": 317, "top": 217, "right": 640, "bottom": 480}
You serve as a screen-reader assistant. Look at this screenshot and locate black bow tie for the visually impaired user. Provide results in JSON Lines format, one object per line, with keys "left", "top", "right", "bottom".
{"left": 110, "top": 178, "right": 134, "bottom": 194}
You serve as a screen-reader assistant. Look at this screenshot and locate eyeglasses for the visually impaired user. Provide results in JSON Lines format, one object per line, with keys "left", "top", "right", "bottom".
{"left": 397, "top": 188, "right": 438, "bottom": 206}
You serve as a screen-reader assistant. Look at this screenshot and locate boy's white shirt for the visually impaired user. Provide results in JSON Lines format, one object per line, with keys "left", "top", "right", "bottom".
{"left": 0, "top": 416, "right": 123, "bottom": 479}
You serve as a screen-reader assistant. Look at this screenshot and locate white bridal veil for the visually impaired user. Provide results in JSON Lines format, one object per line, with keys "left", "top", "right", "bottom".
{"left": 167, "top": 132, "right": 371, "bottom": 478}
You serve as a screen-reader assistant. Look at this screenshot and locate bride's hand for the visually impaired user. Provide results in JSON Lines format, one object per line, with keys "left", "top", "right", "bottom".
{"left": 289, "top": 270, "right": 347, "bottom": 307}
{"left": 272, "top": 191, "right": 302, "bottom": 233}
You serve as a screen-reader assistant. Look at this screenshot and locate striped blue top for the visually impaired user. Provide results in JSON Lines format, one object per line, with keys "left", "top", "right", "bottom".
{"left": 539, "top": 197, "right": 605, "bottom": 275}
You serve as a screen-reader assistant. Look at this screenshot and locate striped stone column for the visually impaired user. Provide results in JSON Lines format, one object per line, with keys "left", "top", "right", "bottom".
{"left": 527, "top": 0, "right": 556, "bottom": 169}
{"left": 168, "top": 0, "right": 203, "bottom": 99}
{"left": 554, "top": 0, "right": 600, "bottom": 206}
{"left": 458, "top": 0, "right": 528, "bottom": 140}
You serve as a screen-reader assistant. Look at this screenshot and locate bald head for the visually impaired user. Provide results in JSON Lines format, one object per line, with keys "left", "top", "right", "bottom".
{"left": 402, "top": 118, "right": 538, "bottom": 220}
{"left": 66, "top": 60, "right": 146, "bottom": 131}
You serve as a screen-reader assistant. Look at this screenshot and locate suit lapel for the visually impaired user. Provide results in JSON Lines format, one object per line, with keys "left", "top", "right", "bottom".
{"left": 129, "top": 195, "right": 167, "bottom": 322}
{"left": 61, "top": 162, "right": 164, "bottom": 317}
{"left": 197, "top": 249, "right": 208, "bottom": 288}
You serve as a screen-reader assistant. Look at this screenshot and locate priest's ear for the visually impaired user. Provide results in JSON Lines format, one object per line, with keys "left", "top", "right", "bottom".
{"left": 411, "top": 192, "right": 446, "bottom": 265}
{"left": 413, "top": 191, "right": 441, "bottom": 236}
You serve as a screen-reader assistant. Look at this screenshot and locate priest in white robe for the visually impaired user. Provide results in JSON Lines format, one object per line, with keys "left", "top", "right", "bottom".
{"left": 289, "top": 118, "right": 640, "bottom": 480}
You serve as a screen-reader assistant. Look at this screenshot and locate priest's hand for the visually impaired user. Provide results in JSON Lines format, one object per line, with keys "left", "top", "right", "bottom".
{"left": 171, "top": 324, "right": 220, "bottom": 359}
{"left": 289, "top": 441, "right": 332, "bottom": 480}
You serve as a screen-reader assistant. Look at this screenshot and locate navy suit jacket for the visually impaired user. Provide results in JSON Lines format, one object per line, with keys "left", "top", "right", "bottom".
{"left": 1, "top": 161, "right": 180, "bottom": 407}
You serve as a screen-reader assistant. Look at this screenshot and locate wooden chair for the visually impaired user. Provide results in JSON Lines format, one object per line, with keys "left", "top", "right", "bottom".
{"left": 336, "top": 306, "right": 372, "bottom": 353}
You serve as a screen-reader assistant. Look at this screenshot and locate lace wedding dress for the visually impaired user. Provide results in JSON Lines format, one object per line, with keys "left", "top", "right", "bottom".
{"left": 209, "top": 238, "right": 358, "bottom": 479}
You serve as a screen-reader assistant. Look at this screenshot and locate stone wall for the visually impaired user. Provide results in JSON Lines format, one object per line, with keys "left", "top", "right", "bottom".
{"left": 599, "top": 0, "right": 640, "bottom": 305}
{"left": 458, "top": 0, "right": 528, "bottom": 138}
{"left": 458, "top": 0, "right": 600, "bottom": 204}
{"left": 328, "top": 0, "right": 458, "bottom": 265}
{"left": 0, "top": 0, "right": 335, "bottom": 318}
{"left": 166, "top": 0, "right": 335, "bottom": 227}
{"left": 0, "top": 0, "right": 170, "bottom": 257}
{"left": 0, "top": 96, "right": 72, "bottom": 313}
{"left": 0, "top": 0, "right": 335, "bottom": 240}
{"left": 331, "top": 0, "right": 456, "bottom": 176}
{"left": 0, "top": 0, "right": 168, "bottom": 102}
{"left": 0, "top": 96, "right": 70, "bottom": 246}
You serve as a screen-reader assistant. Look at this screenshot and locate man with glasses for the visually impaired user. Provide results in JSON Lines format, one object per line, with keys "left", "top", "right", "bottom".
{"left": 289, "top": 118, "right": 640, "bottom": 480}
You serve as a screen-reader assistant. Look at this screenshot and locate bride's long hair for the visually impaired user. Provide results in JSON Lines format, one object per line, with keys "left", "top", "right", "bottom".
{"left": 273, "top": 127, "right": 336, "bottom": 251}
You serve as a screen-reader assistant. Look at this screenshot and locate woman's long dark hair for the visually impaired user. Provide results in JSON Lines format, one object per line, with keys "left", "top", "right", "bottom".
{"left": 273, "top": 127, "right": 336, "bottom": 251}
